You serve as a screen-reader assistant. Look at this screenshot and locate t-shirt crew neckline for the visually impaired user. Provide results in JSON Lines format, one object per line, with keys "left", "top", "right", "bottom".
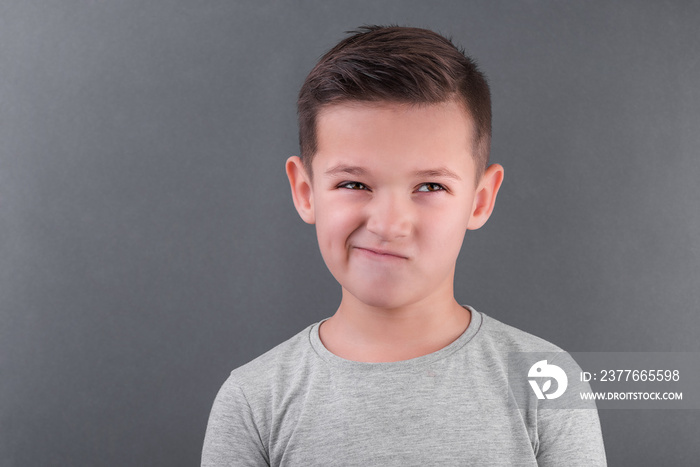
{"left": 309, "top": 305, "right": 483, "bottom": 370}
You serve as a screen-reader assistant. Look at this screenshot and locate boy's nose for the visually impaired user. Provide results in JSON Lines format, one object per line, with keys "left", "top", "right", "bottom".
{"left": 365, "top": 194, "right": 412, "bottom": 241}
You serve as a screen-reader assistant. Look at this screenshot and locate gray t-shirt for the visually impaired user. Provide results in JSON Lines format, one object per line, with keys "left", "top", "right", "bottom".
{"left": 202, "top": 308, "right": 606, "bottom": 466}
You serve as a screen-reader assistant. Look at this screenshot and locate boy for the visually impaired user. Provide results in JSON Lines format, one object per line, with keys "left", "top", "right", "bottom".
{"left": 203, "top": 26, "right": 606, "bottom": 466}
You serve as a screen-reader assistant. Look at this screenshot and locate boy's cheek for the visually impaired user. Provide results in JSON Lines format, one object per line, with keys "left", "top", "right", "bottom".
{"left": 316, "top": 198, "right": 359, "bottom": 224}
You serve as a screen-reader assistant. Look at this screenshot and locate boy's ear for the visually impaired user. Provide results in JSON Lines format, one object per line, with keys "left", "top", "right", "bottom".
{"left": 286, "top": 156, "right": 315, "bottom": 224}
{"left": 467, "top": 163, "right": 504, "bottom": 230}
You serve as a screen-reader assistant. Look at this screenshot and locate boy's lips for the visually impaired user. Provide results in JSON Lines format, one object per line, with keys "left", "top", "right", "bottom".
{"left": 353, "top": 246, "right": 409, "bottom": 260}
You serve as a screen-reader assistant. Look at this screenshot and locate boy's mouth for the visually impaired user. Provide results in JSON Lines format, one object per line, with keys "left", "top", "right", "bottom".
{"left": 353, "top": 246, "right": 409, "bottom": 260}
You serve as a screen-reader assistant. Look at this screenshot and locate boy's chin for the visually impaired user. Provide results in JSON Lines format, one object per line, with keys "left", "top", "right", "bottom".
{"left": 344, "top": 287, "right": 419, "bottom": 311}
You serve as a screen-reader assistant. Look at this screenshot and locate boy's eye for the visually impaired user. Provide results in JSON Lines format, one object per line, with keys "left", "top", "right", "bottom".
{"left": 416, "top": 183, "right": 445, "bottom": 192}
{"left": 338, "top": 181, "right": 369, "bottom": 190}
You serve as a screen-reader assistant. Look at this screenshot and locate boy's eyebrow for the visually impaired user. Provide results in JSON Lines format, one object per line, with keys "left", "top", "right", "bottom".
{"left": 324, "top": 164, "right": 368, "bottom": 177}
{"left": 324, "top": 164, "right": 462, "bottom": 181}
{"left": 413, "top": 168, "right": 462, "bottom": 181}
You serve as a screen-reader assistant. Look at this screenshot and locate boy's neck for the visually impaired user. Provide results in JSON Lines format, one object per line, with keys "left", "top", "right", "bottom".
{"left": 318, "top": 291, "right": 471, "bottom": 363}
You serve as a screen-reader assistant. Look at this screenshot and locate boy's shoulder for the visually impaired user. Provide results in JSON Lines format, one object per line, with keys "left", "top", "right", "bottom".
{"left": 223, "top": 323, "right": 318, "bottom": 395}
{"left": 477, "top": 310, "right": 566, "bottom": 354}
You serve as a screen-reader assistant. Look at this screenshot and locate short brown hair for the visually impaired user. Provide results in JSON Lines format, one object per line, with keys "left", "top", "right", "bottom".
{"left": 297, "top": 25, "right": 492, "bottom": 178}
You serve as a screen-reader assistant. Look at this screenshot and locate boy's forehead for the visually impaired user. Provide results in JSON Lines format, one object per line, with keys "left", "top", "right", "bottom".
{"left": 315, "top": 100, "right": 476, "bottom": 149}
{"left": 313, "top": 100, "right": 478, "bottom": 177}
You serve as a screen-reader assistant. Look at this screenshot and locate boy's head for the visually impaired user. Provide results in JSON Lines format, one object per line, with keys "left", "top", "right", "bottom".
{"left": 287, "top": 26, "right": 503, "bottom": 310}
{"left": 297, "top": 25, "right": 492, "bottom": 180}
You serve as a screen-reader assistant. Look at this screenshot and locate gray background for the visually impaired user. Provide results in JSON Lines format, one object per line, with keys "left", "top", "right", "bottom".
{"left": 1, "top": 1, "right": 698, "bottom": 465}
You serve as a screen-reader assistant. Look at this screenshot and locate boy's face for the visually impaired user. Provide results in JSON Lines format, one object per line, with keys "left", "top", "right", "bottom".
{"left": 287, "top": 101, "right": 502, "bottom": 310}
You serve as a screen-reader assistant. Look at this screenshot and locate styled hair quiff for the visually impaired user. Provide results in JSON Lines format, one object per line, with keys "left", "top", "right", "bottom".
{"left": 297, "top": 25, "right": 492, "bottom": 178}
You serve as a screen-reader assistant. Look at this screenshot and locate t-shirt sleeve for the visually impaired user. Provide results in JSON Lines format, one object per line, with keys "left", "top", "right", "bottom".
{"left": 201, "top": 376, "right": 269, "bottom": 467}
{"left": 535, "top": 402, "right": 607, "bottom": 466}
